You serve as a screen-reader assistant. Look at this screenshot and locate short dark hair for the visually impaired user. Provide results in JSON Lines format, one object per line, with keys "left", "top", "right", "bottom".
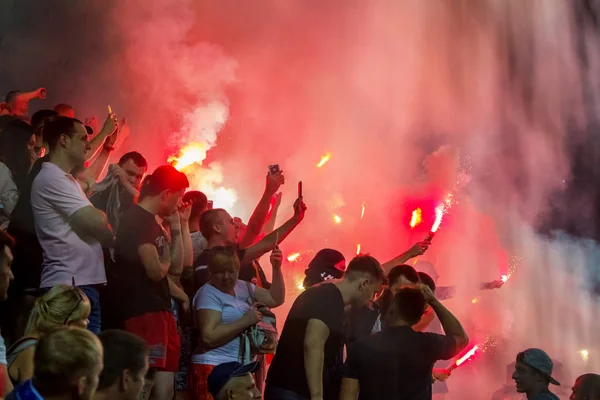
{"left": 53, "top": 104, "right": 74, "bottom": 116}
{"left": 183, "top": 191, "right": 208, "bottom": 220}
{"left": 43, "top": 116, "right": 84, "bottom": 151}
{"left": 393, "top": 287, "right": 426, "bottom": 325}
{"left": 139, "top": 165, "right": 189, "bottom": 201}
{"left": 199, "top": 208, "right": 226, "bottom": 240}
{"left": 387, "top": 264, "right": 420, "bottom": 286}
{"left": 31, "top": 109, "right": 59, "bottom": 132}
{"left": 98, "top": 330, "right": 148, "bottom": 391}
{"left": 118, "top": 151, "right": 148, "bottom": 170}
{"left": 344, "top": 255, "right": 386, "bottom": 284}
{"left": 418, "top": 272, "right": 436, "bottom": 293}
{"left": 5, "top": 91, "right": 20, "bottom": 104}
{"left": 0, "top": 230, "right": 15, "bottom": 264}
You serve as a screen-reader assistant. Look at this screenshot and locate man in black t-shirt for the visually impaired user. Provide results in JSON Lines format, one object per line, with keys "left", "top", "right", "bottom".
{"left": 265, "top": 255, "right": 387, "bottom": 400}
{"left": 340, "top": 286, "right": 468, "bottom": 400}
{"left": 113, "top": 165, "right": 188, "bottom": 400}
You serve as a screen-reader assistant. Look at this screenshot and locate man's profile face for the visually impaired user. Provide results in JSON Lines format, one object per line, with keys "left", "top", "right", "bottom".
{"left": 0, "top": 245, "right": 14, "bottom": 301}
{"left": 512, "top": 361, "right": 540, "bottom": 393}
{"left": 80, "top": 351, "right": 104, "bottom": 400}
{"left": 228, "top": 373, "right": 262, "bottom": 399}
{"left": 218, "top": 211, "right": 238, "bottom": 245}
{"left": 65, "top": 123, "right": 91, "bottom": 164}
{"left": 120, "top": 159, "right": 146, "bottom": 189}
{"left": 354, "top": 278, "right": 384, "bottom": 308}
{"left": 160, "top": 189, "right": 185, "bottom": 217}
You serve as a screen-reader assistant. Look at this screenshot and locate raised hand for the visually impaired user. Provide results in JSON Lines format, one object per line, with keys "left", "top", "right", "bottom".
{"left": 292, "top": 197, "right": 307, "bottom": 223}
{"left": 266, "top": 171, "right": 285, "bottom": 196}
{"left": 270, "top": 248, "right": 283, "bottom": 270}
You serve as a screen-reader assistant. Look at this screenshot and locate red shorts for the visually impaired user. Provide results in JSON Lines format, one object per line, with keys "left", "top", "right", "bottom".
{"left": 189, "top": 364, "right": 215, "bottom": 400}
{"left": 124, "top": 311, "right": 180, "bottom": 372}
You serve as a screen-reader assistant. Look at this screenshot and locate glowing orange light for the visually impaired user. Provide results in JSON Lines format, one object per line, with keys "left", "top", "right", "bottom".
{"left": 333, "top": 214, "right": 342, "bottom": 224}
{"left": 356, "top": 243, "right": 361, "bottom": 255}
{"left": 410, "top": 208, "right": 423, "bottom": 228}
{"left": 361, "top": 202, "right": 366, "bottom": 219}
{"left": 168, "top": 142, "right": 207, "bottom": 171}
{"left": 296, "top": 278, "right": 305, "bottom": 291}
{"left": 431, "top": 204, "right": 444, "bottom": 232}
{"left": 317, "top": 153, "right": 331, "bottom": 168}
{"left": 107, "top": 105, "right": 112, "bottom": 114}
{"left": 287, "top": 253, "right": 301, "bottom": 262}
{"left": 501, "top": 274, "right": 509, "bottom": 283}
{"left": 455, "top": 345, "right": 479, "bottom": 367}
{"left": 580, "top": 349, "right": 589, "bottom": 362}
{"left": 471, "top": 298, "right": 478, "bottom": 304}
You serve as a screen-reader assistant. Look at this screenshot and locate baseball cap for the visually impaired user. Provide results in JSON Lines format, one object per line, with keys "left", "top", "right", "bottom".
{"left": 303, "top": 248, "right": 346, "bottom": 288}
{"left": 517, "top": 348, "right": 561, "bottom": 385}
{"left": 207, "top": 361, "right": 259, "bottom": 397}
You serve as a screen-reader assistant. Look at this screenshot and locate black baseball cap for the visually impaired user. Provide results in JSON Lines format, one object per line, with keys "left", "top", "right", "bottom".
{"left": 207, "top": 361, "right": 259, "bottom": 397}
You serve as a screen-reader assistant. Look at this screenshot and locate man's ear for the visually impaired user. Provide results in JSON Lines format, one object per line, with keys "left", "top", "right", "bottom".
{"left": 121, "top": 369, "right": 133, "bottom": 392}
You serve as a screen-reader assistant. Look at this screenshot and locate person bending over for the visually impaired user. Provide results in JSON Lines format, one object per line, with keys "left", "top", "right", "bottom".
{"left": 207, "top": 361, "right": 262, "bottom": 400}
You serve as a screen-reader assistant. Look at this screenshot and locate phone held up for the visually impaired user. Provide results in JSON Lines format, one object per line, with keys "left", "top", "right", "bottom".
{"left": 268, "top": 164, "right": 280, "bottom": 176}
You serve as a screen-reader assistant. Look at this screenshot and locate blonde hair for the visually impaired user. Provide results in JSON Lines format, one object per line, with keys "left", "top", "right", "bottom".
{"left": 34, "top": 326, "right": 102, "bottom": 396}
{"left": 26, "top": 285, "right": 90, "bottom": 334}
{"left": 207, "top": 247, "right": 241, "bottom": 276}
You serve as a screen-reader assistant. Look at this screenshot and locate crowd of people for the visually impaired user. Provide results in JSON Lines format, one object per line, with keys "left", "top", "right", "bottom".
{"left": 0, "top": 88, "right": 599, "bottom": 400}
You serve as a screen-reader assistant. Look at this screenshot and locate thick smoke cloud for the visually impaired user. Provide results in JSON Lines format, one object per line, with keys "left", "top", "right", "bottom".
{"left": 3, "top": 1, "right": 600, "bottom": 397}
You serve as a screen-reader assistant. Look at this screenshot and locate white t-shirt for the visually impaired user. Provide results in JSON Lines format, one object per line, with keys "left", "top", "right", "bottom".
{"left": 190, "top": 231, "right": 207, "bottom": 261}
{"left": 31, "top": 162, "right": 106, "bottom": 287}
{"left": 0, "top": 162, "right": 19, "bottom": 230}
{"left": 192, "top": 280, "right": 255, "bottom": 365}
{"left": 0, "top": 333, "right": 7, "bottom": 365}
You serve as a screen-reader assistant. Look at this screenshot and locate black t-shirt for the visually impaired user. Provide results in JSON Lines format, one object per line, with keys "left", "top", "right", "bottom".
{"left": 113, "top": 205, "right": 171, "bottom": 319}
{"left": 90, "top": 185, "right": 134, "bottom": 215}
{"left": 266, "top": 283, "right": 345, "bottom": 400}
{"left": 346, "top": 305, "right": 381, "bottom": 346}
{"left": 343, "top": 326, "right": 457, "bottom": 400}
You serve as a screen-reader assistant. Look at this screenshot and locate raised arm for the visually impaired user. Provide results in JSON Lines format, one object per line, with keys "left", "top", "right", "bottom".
{"left": 241, "top": 197, "right": 306, "bottom": 264}
{"left": 262, "top": 192, "right": 282, "bottom": 235}
{"left": 419, "top": 284, "right": 469, "bottom": 351}
{"left": 239, "top": 172, "right": 284, "bottom": 248}
{"left": 253, "top": 248, "right": 285, "bottom": 308}
{"left": 304, "top": 319, "right": 330, "bottom": 400}
{"left": 87, "top": 114, "right": 117, "bottom": 160}
{"left": 381, "top": 241, "right": 429, "bottom": 273}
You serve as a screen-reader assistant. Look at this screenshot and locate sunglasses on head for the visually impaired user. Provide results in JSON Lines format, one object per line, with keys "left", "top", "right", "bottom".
{"left": 63, "top": 279, "right": 85, "bottom": 325}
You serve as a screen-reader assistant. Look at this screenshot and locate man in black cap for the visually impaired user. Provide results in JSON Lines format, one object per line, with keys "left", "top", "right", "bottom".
{"left": 512, "top": 348, "right": 561, "bottom": 400}
{"left": 208, "top": 361, "right": 262, "bottom": 400}
{"left": 302, "top": 249, "right": 346, "bottom": 289}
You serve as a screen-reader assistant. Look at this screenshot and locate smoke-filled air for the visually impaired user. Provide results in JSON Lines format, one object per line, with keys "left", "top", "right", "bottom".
{"left": 3, "top": 0, "right": 600, "bottom": 397}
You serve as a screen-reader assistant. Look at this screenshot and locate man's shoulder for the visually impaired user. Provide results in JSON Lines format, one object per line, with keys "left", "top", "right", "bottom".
{"left": 532, "top": 392, "right": 560, "bottom": 400}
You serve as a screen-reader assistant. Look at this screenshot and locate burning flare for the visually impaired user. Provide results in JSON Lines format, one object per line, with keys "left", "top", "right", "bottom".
{"left": 356, "top": 243, "right": 361, "bottom": 255}
{"left": 501, "top": 274, "right": 509, "bottom": 283}
{"left": 169, "top": 142, "right": 208, "bottom": 171}
{"left": 361, "top": 202, "right": 366, "bottom": 219}
{"left": 317, "top": 153, "right": 331, "bottom": 168}
{"left": 287, "top": 253, "right": 301, "bottom": 262}
{"left": 455, "top": 345, "right": 479, "bottom": 367}
{"left": 410, "top": 208, "right": 422, "bottom": 228}
{"left": 580, "top": 349, "right": 589, "bottom": 362}
{"left": 431, "top": 204, "right": 444, "bottom": 232}
{"left": 333, "top": 214, "right": 342, "bottom": 224}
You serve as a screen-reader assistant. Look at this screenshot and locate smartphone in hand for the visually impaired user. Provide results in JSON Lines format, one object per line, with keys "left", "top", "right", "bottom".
{"left": 268, "top": 164, "right": 280, "bottom": 175}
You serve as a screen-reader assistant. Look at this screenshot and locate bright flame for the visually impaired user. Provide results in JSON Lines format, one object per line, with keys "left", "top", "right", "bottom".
{"left": 455, "top": 345, "right": 479, "bottom": 367}
{"left": 356, "top": 243, "right": 361, "bottom": 255}
{"left": 410, "top": 208, "right": 423, "bottom": 228}
{"left": 472, "top": 298, "right": 478, "bottom": 304}
{"left": 361, "top": 202, "right": 366, "bottom": 219}
{"left": 169, "top": 142, "right": 208, "bottom": 171}
{"left": 501, "top": 274, "right": 509, "bottom": 283}
{"left": 431, "top": 204, "right": 444, "bottom": 232}
{"left": 333, "top": 214, "right": 342, "bottom": 224}
{"left": 296, "top": 278, "right": 305, "bottom": 291}
{"left": 287, "top": 253, "right": 301, "bottom": 262}
{"left": 580, "top": 349, "right": 589, "bottom": 362}
{"left": 317, "top": 153, "right": 331, "bottom": 168}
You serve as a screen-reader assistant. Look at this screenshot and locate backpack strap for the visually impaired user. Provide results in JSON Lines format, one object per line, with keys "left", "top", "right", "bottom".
{"left": 245, "top": 281, "right": 255, "bottom": 306}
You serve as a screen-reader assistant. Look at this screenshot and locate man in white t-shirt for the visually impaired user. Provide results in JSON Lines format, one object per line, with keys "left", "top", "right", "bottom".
{"left": 31, "top": 116, "right": 114, "bottom": 334}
